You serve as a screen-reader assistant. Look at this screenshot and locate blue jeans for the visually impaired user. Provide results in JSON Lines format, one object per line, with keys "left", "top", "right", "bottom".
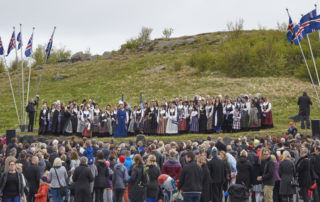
{"left": 183, "top": 193, "right": 201, "bottom": 202}
{"left": 51, "top": 188, "right": 63, "bottom": 202}
{"left": 146, "top": 197, "right": 158, "bottom": 202}
{"left": 3, "top": 197, "right": 20, "bottom": 202}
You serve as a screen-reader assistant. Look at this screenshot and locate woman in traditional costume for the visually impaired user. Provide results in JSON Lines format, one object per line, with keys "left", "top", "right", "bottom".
{"left": 198, "top": 100, "right": 207, "bottom": 133}
{"left": 261, "top": 97, "right": 274, "bottom": 129}
{"left": 178, "top": 108, "right": 187, "bottom": 133}
{"left": 106, "top": 105, "right": 112, "bottom": 136}
{"left": 206, "top": 99, "right": 214, "bottom": 133}
{"left": 157, "top": 105, "right": 167, "bottom": 135}
{"left": 39, "top": 103, "right": 49, "bottom": 135}
{"left": 114, "top": 101, "right": 127, "bottom": 138}
{"left": 249, "top": 102, "right": 260, "bottom": 131}
{"left": 63, "top": 106, "right": 73, "bottom": 136}
{"left": 232, "top": 107, "right": 241, "bottom": 133}
{"left": 92, "top": 104, "right": 101, "bottom": 137}
{"left": 99, "top": 109, "right": 109, "bottom": 137}
{"left": 166, "top": 103, "right": 178, "bottom": 135}
{"left": 48, "top": 103, "right": 55, "bottom": 134}
{"left": 76, "top": 104, "right": 85, "bottom": 136}
{"left": 213, "top": 97, "right": 223, "bottom": 133}
{"left": 189, "top": 106, "right": 199, "bottom": 133}
{"left": 134, "top": 104, "right": 144, "bottom": 134}
{"left": 223, "top": 98, "right": 234, "bottom": 133}
{"left": 71, "top": 104, "right": 78, "bottom": 134}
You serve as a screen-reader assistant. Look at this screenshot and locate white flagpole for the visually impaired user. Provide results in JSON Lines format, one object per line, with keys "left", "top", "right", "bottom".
{"left": 25, "top": 27, "right": 35, "bottom": 125}
{"left": 3, "top": 56, "right": 20, "bottom": 125}
{"left": 306, "top": 35, "right": 320, "bottom": 86}
{"left": 315, "top": 4, "right": 320, "bottom": 41}
{"left": 13, "top": 26, "right": 22, "bottom": 125}
{"left": 19, "top": 24, "right": 25, "bottom": 127}
{"left": 298, "top": 41, "right": 320, "bottom": 104}
{"left": 36, "top": 26, "right": 56, "bottom": 96}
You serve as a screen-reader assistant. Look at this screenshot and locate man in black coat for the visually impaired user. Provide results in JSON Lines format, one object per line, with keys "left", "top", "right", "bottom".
{"left": 298, "top": 92, "right": 312, "bottom": 129}
{"left": 178, "top": 151, "right": 203, "bottom": 202}
{"left": 25, "top": 156, "right": 40, "bottom": 202}
{"left": 26, "top": 98, "right": 37, "bottom": 132}
{"left": 310, "top": 146, "right": 320, "bottom": 201}
{"left": 257, "top": 149, "right": 275, "bottom": 202}
{"left": 73, "top": 156, "right": 94, "bottom": 202}
{"left": 207, "top": 147, "right": 226, "bottom": 202}
{"left": 297, "top": 148, "right": 313, "bottom": 202}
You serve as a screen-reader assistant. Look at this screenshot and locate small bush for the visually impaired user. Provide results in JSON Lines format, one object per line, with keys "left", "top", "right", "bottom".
{"left": 32, "top": 44, "right": 72, "bottom": 67}
{"left": 9, "top": 60, "right": 28, "bottom": 72}
{"left": 188, "top": 48, "right": 215, "bottom": 72}
{"left": 120, "top": 38, "right": 140, "bottom": 54}
{"left": 138, "top": 27, "right": 153, "bottom": 45}
{"left": 162, "top": 28, "right": 174, "bottom": 38}
{"left": 173, "top": 60, "right": 183, "bottom": 71}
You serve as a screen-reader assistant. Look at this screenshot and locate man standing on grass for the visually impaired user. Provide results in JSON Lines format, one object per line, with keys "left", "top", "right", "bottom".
{"left": 298, "top": 92, "right": 312, "bottom": 129}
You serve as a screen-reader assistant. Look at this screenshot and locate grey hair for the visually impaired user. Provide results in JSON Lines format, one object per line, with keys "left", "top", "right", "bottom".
{"left": 10, "top": 148, "right": 17, "bottom": 155}
{"left": 80, "top": 156, "right": 88, "bottom": 165}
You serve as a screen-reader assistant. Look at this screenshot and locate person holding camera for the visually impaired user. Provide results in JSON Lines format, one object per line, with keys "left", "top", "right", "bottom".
{"left": 26, "top": 97, "right": 38, "bottom": 132}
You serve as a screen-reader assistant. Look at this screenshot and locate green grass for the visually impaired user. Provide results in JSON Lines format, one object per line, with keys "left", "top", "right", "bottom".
{"left": 0, "top": 30, "right": 319, "bottom": 140}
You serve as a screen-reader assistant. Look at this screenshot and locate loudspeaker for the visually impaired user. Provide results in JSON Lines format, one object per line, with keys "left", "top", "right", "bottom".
{"left": 312, "top": 120, "right": 320, "bottom": 138}
{"left": 136, "top": 134, "right": 146, "bottom": 145}
{"left": 6, "top": 130, "right": 16, "bottom": 144}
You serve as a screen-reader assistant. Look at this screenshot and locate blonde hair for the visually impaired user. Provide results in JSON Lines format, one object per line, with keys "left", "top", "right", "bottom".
{"left": 240, "top": 150, "right": 248, "bottom": 157}
{"left": 198, "top": 156, "right": 207, "bottom": 166}
{"left": 271, "top": 154, "right": 277, "bottom": 162}
{"left": 147, "top": 155, "right": 157, "bottom": 166}
{"left": 16, "top": 163, "right": 23, "bottom": 173}
{"left": 53, "top": 158, "right": 62, "bottom": 167}
{"left": 282, "top": 150, "right": 291, "bottom": 160}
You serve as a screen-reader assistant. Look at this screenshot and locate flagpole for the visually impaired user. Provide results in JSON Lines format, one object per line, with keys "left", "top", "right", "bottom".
{"left": 13, "top": 26, "right": 22, "bottom": 126}
{"left": 19, "top": 24, "right": 25, "bottom": 128}
{"left": 25, "top": 27, "right": 35, "bottom": 125}
{"left": 3, "top": 56, "right": 20, "bottom": 125}
{"left": 35, "top": 26, "right": 56, "bottom": 96}
{"left": 298, "top": 41, "right": 320, "bottom": 104}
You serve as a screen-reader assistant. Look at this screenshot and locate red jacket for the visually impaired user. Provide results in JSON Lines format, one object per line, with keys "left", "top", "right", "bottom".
{"left": 35, "top": 184, "right": 50, "bottom": 202}
{"left": 162, "top": 158, "right": 182, "bottom": 180}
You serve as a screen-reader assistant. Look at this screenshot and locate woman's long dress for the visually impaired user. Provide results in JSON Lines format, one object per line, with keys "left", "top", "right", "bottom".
{"left": 114, "top": 109, "right": 127, "bottom": 138}
{"left": 128, "top": 110, "right": 135, "bottom": 134}
{"left": 223, "top": 104, "right": 234, "bottom": 133}
{"left": 206, "top": 105, "right": 214, "bottom": 133}
{"left": 71, "top": 108, "right": 78, "bottom": 133}
{"left": 63, "top": 111, "right": 73, "bottom": 135}
{"left": 261, "top": 102, "right": 274, "bottom": 129}
{"left": 178, "top": 113, "right": 187, "bottom": 133}
{"left": 99, "top": 113, "right": 109, "bottom": 137}
{"left": 39, "top": 109, "right": 49, "bottom": 135}
{"left": 76, "top": 110, "right": 85, "bottom": 134}
{"left": 48, "top": 109, "right": 55, "bottom": 133}
{"left": 166, "top": 108, "right": 178, "bottom": 134}
{"left": 92, "top": 109, "right": 100, "bottom": 136}
{"left": 157, "top": 109, "right": 167, "bottom": 134}
{"left": 213, "top": 103, "right": 223, "bottom": 132}
{"left": 199, "top": 107, "right": 207, "bottom": 133}
{"left": 106, "top": 111, "right": 112, "bottom": 136}
{"left": 135, "top": 109, "right": 143, "bottom": 134}
{"left": 189, "top": 110, "right": 199, "bottom": 133}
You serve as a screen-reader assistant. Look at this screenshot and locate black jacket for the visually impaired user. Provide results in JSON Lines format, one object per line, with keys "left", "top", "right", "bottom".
{"left": 25, "top": 164, "right": 41, "bottom": 194}
{"left": 296, "top": 155, "right": 313, "bottom": 187}
{"left": 261, "top": 157, "right": 275, "bottom": 186}
{"left": 0, "top": 171, "right": 24, "bottom": 197}
{"left": 200, "top": 164, "right": 211, "bottom": 202}
{"left": 146, "top": 165, "right": 161, "bottom": 198}
{"left": 208, "top": 157, "right": 226, "bottom": 184}
{"left": 236, "top": 156, "right": 252, "bottom": 188}
{"left": 73, "top": 164, "right": 94, "bottom": 191}
{"left": 298, "top": 95, "right": 312, "bottom": 116}
{"left": 94, "top": 161, "right": 109, "bottom": 188}
{"left": 129, "top": 164, "right": 147, "bottom": 202}
{"left": 178, "top": 160, "right": 203, "bottom": 192}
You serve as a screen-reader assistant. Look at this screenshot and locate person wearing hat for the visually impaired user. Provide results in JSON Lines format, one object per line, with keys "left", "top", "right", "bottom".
{"left": 114, "top": 101, "right": 127, "bottom": 138}
{"left": 112, "top": 155, "right": 128, "bottom": 202}
{"left": 35, "top": 176, "right": 50, "bottom": 202}
{"left": 208, "top": 147, "right": 226, "bottom": 202}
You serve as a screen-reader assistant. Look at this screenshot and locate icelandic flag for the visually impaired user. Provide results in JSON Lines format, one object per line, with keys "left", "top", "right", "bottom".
{"left": 287, "top": 16, "right": 295, "bottom": 44}
{"left": 45, "top": 33, "right": 54, "bottom": 60}
{"left": 17, "top": 32, "right": 22, "bottom": 50}
{"left": 311, "top": 15, "right": 320, "bottom": 31}
{"left": 25, "top": 33, "right": 33, "bottom": 57}
{"left": 300, "top": 9, "right": 317, "bottom": 34}
{"left": 293, "top": 23, "right": 306, "bottom": 45}
{"left": 0, "top": 36, "right": 4, "bottom": 55}
{"left": 6, "top": 31, "right": 16, "bottom": 56}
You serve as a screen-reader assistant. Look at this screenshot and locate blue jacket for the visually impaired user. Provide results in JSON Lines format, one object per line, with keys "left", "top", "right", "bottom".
{"left": 83, "top": 146, "right": 94, "bottom": 165}
{"left": 124, "top": 156, "right": 133, "bottom": 179}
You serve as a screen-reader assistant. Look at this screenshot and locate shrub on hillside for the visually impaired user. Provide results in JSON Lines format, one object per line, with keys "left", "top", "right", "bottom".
{"left": 173, "top": 60, "right": 183, "bottom": 71}
{"left": 32, "top": 45, "right": 71, "bottom": 67}
{"left": 188, "top": 48, "right": 215, "bottom": 72}
{"left": 9, "top": 60, "right": 28, "bottom": 72}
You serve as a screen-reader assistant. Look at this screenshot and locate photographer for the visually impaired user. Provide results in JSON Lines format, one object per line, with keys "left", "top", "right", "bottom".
{"left": 26, "top": 96, "right": 38, "bottom": 132}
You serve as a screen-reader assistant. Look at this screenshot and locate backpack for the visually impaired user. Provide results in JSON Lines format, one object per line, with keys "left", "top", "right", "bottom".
{"left": 141, "top": 165, "right": 150, "bottom": 187}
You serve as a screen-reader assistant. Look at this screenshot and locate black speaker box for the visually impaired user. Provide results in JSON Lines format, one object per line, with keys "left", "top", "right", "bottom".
{"left": 312, "top": 120, "right": 320, "bottom": 138}
{"left": 6, "top": 129, "right": 16, "bottom": 144}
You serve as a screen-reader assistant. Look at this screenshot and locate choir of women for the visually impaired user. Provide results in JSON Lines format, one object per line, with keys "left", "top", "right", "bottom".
{"left": 37, "top": 94, "right": 273, "bottom": 138}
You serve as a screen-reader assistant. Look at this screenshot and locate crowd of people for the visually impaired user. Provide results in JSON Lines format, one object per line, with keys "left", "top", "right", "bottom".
{"left": 28, "top": 93, "right": 274, "bottom": 138}
{"left": 0, "top": 128, "right": 320, "bottom": 202}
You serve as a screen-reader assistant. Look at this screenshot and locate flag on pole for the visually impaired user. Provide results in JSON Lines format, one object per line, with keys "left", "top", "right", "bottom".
{"left": 300, "top": 9, "right": 317, "bottom": 34}
{"left": 45, "top": 28, "right": 56, "bottom": 60}
{"left": 121, "top": 93, "right": 124, "bottom": 101}
{"left": 293, "top": 23, "right": 306, "bottom": 45}
{"left": 287, "top": 16, "right": 295, "bottom": 44}
{"left": 17, "top": 32, "right": 22, "bottom": 50}
{"left": 140, "top": 92, "right": 143, "bottom": 104}
{"left": 311, "top": 15, "right": 320, "bottom": 31}
{"left": 25, "top": 33, "right": 33, "bottom": 57}
{"left": 6, "top": 31, "right": 16, "bottom": 56}
{"left": 0, "top": 36, "right": 4, "bottom": 55}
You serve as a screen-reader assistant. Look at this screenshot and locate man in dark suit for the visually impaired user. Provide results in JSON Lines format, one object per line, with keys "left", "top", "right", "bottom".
{"left": 26, "top": 98, "right": 37, "bottom": 132}
{"left": 298, "top": 92, "right": 312, "bottom": 129}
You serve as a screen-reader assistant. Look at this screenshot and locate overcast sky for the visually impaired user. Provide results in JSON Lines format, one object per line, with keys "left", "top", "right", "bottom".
{"left": 0, "top": 0, "right": 318, "bottom": 58}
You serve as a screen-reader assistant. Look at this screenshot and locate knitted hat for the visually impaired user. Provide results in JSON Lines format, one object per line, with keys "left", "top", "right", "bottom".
{"left": 119, "top": 155, "right": 125, "bottom": 164}
{"left": 211, "top": 147, "right": 218, "bottom": 156}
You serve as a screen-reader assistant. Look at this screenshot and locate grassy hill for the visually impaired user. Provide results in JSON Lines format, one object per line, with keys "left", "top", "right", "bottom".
{"left": 0, "top": 30, "right": 320, "bottom": 139}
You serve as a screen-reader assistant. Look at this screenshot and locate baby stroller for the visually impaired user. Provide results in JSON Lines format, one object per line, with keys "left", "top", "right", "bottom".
{"left": 228, "top": 184, "right": 249, "bottom": 202}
